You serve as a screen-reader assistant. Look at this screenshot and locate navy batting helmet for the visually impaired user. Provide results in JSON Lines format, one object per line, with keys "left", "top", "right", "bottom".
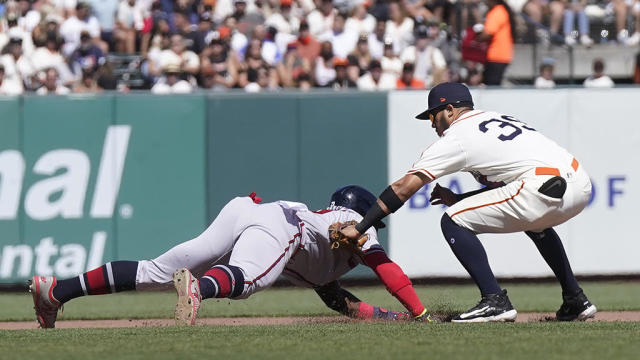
{"left": 330, "top": 185, "right": 386, "bottom": 229}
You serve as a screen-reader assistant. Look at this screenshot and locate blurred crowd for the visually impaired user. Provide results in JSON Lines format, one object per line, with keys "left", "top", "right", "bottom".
{"left": 0, "top": 0, "right": 639, "bottom": 95}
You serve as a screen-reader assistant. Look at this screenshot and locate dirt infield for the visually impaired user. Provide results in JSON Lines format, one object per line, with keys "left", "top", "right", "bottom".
{"left": 2, "top": 312, "right": 640, "bottom": 330}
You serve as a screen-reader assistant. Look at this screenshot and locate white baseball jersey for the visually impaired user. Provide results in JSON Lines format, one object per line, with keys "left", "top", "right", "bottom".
{"left": 406, "top": 109, "right": 592, "bottom": 234}
{"left": 136, "top": 197, "right": 382, "bottom": 297}
{"left": 285, "top": 205, "right": 383, "bottom": 288}
{"left": 408, "top": 110, "right": 577, "bottom": 185}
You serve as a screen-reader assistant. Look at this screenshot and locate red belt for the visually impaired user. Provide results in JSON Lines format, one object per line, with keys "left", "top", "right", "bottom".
{"left": 535, "top": 158, "right": 579, "bottom": 176}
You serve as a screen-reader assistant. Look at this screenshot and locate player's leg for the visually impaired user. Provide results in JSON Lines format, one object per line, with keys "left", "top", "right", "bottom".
{"left": 441, "top": 180, "right": 537, "bottom": 322}
{"left": 525, "top": 228, "right": 596, "bottom": 321}
{"left": 440, "top": 214, "right": 516, "bottom": 323}
{"left": 29, "top": 260, "right": 139, "bottom": 329}
{"left": 136, "top": 197, "right": 252, "bottom": 290}
{"left": 30, "top": 197, "right": 251, "bottom": 328}
{"left": 199, "top": 227, "right": 300, "bottom": 300}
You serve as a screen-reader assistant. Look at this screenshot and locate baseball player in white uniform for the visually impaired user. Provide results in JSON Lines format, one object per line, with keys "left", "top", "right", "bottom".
{"left": 341, "top": 82, "right": 597, "bottom": 322}
{"left": 29, "top": 186, "right": 432, "bottom": 328}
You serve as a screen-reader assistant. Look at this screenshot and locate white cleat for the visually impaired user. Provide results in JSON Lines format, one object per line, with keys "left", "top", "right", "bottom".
{"left": 29, "top": 276, "right": 62, "bottom": 329}
{"left": 173, "top": 268, "right": 201, "bottom": 326}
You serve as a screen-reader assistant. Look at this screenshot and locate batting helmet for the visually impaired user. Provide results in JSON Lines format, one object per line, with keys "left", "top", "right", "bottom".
{"left": 330, "top": 185, "right": 386, "bottom": 229}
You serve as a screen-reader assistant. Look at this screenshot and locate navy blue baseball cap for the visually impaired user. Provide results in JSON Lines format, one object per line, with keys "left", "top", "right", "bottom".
{"left": 415, "top": 82, "right": 474, "bottom": 120}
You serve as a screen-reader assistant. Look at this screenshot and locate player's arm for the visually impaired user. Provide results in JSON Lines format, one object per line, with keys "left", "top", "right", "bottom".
{"left": 340, "top": 172, "right": 430, "bottom": 240}
{"left": 362, "top": 250, "right": 428, "bottom": 320}
{"left": 314, "top": 281, "right": 411, "bottom": 321}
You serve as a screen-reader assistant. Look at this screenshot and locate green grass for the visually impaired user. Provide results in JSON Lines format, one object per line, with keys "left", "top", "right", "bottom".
{"left": 0, "top": 282, "right": 640, "bottom": 321}
{"left": 2, "top": 281, "right": 639, "bottom": 359}
{"left": 1, "top": 281, "right": 639, "bottom": 321}
{"left": 1, "top": 322, "right": 639, "bottom": 360}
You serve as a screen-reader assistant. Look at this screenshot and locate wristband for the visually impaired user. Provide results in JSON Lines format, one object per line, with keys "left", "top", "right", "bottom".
{"left": 355, "top": 202, "right": 387, "bottom": 234}
{"left": 379, "top": 186, "right": 404, "bottom": 213}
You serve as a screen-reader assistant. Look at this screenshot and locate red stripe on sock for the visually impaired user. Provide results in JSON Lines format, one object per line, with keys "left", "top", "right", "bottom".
{"left": 86, "top": 267, "right": 109, "bottom": 295}
{"left": 205, "top": 268, "right": 231, "bottom": 297}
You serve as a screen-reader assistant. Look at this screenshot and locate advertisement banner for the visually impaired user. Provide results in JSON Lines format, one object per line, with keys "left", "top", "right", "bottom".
{"left": 0, "top": 95, "right": 207, "bottom": 282}
{"left": 388, "top": 89, "right": 638, "bottom": 277}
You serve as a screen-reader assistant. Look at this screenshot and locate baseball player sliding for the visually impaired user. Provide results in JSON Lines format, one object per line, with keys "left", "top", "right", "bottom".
{"left": 29, "top": 186, "right": 433, "bottom": 328}
{"left": 341, "top": 82, "right": 597, "bottom": 323}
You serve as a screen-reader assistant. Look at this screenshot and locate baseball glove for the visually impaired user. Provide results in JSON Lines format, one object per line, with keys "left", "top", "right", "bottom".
{"left": 328, "top": 220, "right": 369, "bottom": 255}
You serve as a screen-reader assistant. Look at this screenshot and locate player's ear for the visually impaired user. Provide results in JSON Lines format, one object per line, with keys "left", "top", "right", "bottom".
{"left": 445, "top": 104, "right": 455, "bottom": 119}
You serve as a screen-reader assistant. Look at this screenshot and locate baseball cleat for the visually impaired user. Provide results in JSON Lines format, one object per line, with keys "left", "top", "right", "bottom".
{"left": 29, "top": 276, "right": 62, "bottom": 329}
{"left": 556, "top": 289, "right": 597, "bottom": 321}
{"left": 173, "top": 268, "right": 201, "bottom": 326}
{"left": 452, "top": 289, "right": 517, "bottom": 323}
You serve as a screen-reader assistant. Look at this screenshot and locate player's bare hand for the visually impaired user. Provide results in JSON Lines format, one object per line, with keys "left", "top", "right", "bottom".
{"left": 339, "top": 225, "right": 361, "bottom": 240}
{"left": 430, "top": 183, "right": 459, "bottom": 207}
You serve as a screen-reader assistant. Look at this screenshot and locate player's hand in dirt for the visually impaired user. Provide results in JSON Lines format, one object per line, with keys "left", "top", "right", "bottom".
{"left": 430, "top": 183, "right": 459, "bottom": 207}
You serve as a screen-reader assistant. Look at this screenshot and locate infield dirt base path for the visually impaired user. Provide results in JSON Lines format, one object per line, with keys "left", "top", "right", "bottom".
{"left": 2, "top": 312, "right": 640, "bottom": 330}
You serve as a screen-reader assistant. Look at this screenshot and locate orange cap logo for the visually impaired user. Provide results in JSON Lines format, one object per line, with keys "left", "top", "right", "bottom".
{"left": 440, "top": 97, "right": 446, "bottom": 102}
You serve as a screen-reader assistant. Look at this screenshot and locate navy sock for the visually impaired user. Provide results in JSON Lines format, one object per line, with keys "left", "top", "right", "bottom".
{"left": 52, "top": 261, "right": 139, "bottom": 304}
{"left": 441, "top": 214, "right": 502, "bottom": 296}
{"left": 525, "top": 228, "right": 580, "bottom": 296}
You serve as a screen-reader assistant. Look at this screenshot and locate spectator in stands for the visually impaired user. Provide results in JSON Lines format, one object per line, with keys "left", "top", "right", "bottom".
{"left": 346, "top": 54, "right": 362, "bottom": 83}
{"left": 60, "top": 2, "right": 106, "bottom": 56}
{"left": 265, "top": 0, "right": 300, "bottom": 35}
{"left": 277, "top": 42, "right": 311, "bottom": 87}
{"left": 0, "top": 37, "right": 29, "bottom": 93}
{"left": 327, "top": 57, "right": 357, "bottom": 89}
{"left": 349, "top": 34, "right": 372, "bottom": 75}
{"left": 233, "top": 0, "right": 265, "bottom": 36}
{"left": 523, "top": 0, "right": 564, "bottom": 41}
{"left": 73, "top": 69, "right": 103, "bottom": 92}
{"left": 475, "top": 0, "right": 515, "bottom": 85}
{"left": 319, "top": 11, "right": 358, "bottom": 58}
{"left": 294, "top": 21, "right": 321, "bottom": 62}
{"left": 368, "top": 18, "right": 386, "bottom": 59}
{"left": 87, "top": 0, "right": 120, "bottom": 50}
{"left": 583, "top": 58, "right": 614, "bottom": 87}
{"left": 602, "top": 0, "right": 640, "bottom": 45}
{"left": 381, "top": 38, "right": 402, "bottom": 77}
{"left": 314, "top": 40, "right": 336, "bottom": 86}
{"left": 534, "top": 58, "right": 556, "bottom": 88}
{"left": 307, "top": 0, "right": 336, "bottom": 37}
{"left": 151, "top": 64, "right": 193, "bottom": 93}
{"left": 0, "top": 63, "right": 23, "bottom": 95}
{"left": 562, "top": 0, "right": 593, "bottom": 46}
{"left": 244, "top": 65, "right": 275, "bottom": 92}
{"left": 157, "top": 34, "right": 200, "bottom": 76}
{"left": 70, "top": 31, "right": 106, "bottom": 76}
{"left": 261, "top": 26, "right": 282, "bottom": 65}
{"left": 395, "top": 62, "right": 425, "bottom": 89}
{"left": 174, "top": 11, "right": 203, "bottom": 54}
{"left": 4, "top": 12, "right": 34, "bottom": 55}
{"left": 16, "top": 0, "right": 41, "bottom": 34}
{"left": 357, "top": 59, "right": 396, "bottom": 90}
{"left": 36, "top": 67, "right": 71, "bottom": 95}
{"left": 386, "top": 0, "right": 414, "bottom": 54}
{"left": 345, "top": 1, "right": 376, "bottom": 35}
{"left": 200, "top": 37, "right": 239, "bottom": 89}
{"left": 296, "top": 72, "right": 313, "bottom": 90}
{"left": 30, "top": 32, "right": 76, "bottom": 86}
{"left": 115, "top": 0, "right": 144, "bottom": 54}
{"left": 400, "top": 23, "right": 447, "bottom": 88}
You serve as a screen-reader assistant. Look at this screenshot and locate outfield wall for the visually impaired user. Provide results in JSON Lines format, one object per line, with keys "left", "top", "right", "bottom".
{"left": 0, "top": 93, "right": 387, "bottom": 283}
{"left": 0, "top": 89, "right": 636, "bottom": 283}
